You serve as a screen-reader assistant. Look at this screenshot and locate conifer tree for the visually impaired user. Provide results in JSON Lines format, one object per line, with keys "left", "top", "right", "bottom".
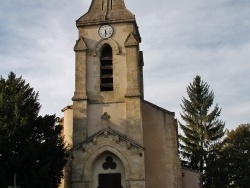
{"left": 0, "top": 72, "right": 68, "bottom": 188}
{"left": 179, "top": 75, "right": 225, "bottom": 186}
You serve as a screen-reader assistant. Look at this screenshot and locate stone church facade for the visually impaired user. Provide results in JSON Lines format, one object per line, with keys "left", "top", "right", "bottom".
{"left": 60, "top": 0, "right": 201, "bottom": 188}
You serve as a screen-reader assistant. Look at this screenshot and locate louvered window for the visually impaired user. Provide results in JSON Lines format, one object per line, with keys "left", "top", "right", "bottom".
{"left": 100, "top": 45, "right": 113, "bottom": 91}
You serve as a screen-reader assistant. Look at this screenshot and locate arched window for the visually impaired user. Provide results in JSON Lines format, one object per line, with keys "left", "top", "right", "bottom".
{"left": 100, "top": 44, "right": 113, "bottom": 91}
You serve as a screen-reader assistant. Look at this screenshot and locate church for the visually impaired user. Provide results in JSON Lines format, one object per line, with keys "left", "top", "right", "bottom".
{"left": 60, "top": 0, "right": 201, "bottom": 188}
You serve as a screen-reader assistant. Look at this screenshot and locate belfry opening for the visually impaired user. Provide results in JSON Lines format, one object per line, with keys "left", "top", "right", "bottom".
{"left": 100, "top": 44, "right": 113, "bottom": 91}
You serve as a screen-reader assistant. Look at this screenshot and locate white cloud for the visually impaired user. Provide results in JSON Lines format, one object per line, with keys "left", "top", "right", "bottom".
{"left": 0, "top": 0, "right": 249, "bottom": 130}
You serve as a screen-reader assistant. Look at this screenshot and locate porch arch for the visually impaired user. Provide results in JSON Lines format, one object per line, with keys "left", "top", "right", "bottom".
{"left": 82, "top": 145, "right": 131, "bottom": 181}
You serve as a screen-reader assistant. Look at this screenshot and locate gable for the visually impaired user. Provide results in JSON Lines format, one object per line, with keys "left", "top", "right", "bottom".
{"left": 74, "top": 127, "right": 145, "bottom": 152}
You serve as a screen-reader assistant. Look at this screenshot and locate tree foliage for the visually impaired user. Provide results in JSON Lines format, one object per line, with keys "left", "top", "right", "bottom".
{"left": 208, "top": 124, "right": 250, "bottom": 188}
{"left": 0, "top": 72, "right": 68, "bottom": 188}
{"left": 224, "top": 124, "right": 250, "bottom": 187}
{"left": 179, "top": 75, "right": 225, "bottom": 186}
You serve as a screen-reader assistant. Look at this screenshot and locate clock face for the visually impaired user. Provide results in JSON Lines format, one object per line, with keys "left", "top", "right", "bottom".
{"left": 98, "top": 25, "right": 114, "bottom": 38}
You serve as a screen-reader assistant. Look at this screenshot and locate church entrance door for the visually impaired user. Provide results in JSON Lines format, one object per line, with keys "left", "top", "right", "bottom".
{"left": 98, "top": 173, "right": 123, "bottom": 188}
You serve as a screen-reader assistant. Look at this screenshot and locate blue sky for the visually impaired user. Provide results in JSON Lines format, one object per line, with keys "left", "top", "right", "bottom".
{"left": 0, "top": 0, "right": 249, "bottom": 130}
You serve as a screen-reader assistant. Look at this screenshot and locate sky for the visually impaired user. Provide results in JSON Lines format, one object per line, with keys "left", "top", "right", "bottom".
{"left": 0, "top": 0, "right": 249, "bottom": 131}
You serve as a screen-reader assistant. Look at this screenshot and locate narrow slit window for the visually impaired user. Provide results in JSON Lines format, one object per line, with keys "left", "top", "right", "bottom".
{"left": 100, "top": 45, "right": 113, "bottom": 91}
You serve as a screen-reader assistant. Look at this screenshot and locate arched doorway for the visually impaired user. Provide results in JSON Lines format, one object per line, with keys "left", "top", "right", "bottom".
{"left": 92, "top": 152, "right": 125, "bottom": 188}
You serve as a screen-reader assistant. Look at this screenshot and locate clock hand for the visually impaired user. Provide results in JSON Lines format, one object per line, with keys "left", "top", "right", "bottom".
{"left": 105, "top": 30, "right": 107, "bottom": 37}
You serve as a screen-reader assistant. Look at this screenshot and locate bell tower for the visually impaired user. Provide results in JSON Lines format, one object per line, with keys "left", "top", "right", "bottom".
{"left": 69, "top": 0, "right": 146, "bottom": 188}
{"left": 61, "top": 0, "right": 185, "bottom": 188}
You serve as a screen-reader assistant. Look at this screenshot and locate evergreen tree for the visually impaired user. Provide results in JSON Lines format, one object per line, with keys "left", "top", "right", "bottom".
{"left": 179, "top": 75, "right": 225, "bottom": 186}
{"left": 204, "top": 141, "right": 229, "bottom": 188}
{"left": 0, "top": 72, "right": 68, "bottom": 188}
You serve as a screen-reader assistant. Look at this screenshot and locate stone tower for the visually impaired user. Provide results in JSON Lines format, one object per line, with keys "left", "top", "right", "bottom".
{"left": 61, "top": 0, "right": 183, "bottom": 187}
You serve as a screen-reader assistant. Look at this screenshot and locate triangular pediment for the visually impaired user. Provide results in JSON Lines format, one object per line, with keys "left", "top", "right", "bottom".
{"left": 74, "top": 127, "right": 145, "bottom": 151}
{"left": 74, "top": 37, "right": 87, "bottom": 51}
{"left": 124, "top": 32, "right": 139, "bottom": 47}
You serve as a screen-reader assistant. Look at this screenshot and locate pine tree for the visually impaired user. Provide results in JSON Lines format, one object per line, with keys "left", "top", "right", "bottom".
{"left": 179, "top": 75, "right": 225, "bottom": 186}
{"left": 0, "top": 72, "right": 68, "bottom": 188}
